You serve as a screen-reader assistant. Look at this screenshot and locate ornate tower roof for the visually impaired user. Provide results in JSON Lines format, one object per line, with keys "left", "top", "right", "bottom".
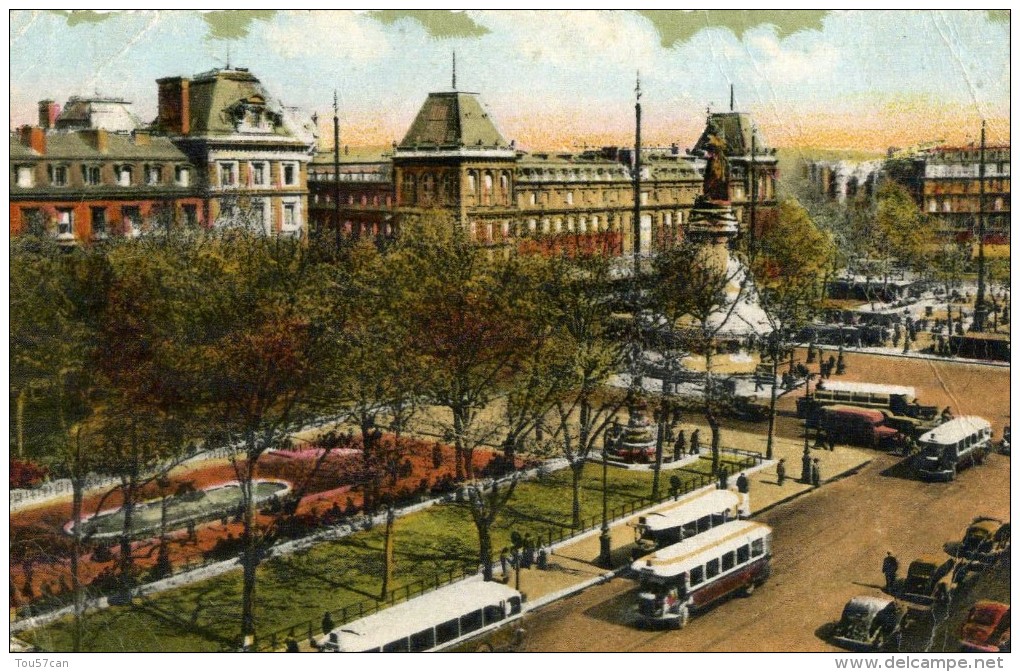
{"left": 398, "top": 92, "right": 510, "bottom": 150}
{"left": 692, "top": 112, "right": 771, "bottom": 158}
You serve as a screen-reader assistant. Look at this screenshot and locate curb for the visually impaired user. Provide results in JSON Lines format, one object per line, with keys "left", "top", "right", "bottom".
{"left": 751, "top": 459, "right": 873, "bottom": 518}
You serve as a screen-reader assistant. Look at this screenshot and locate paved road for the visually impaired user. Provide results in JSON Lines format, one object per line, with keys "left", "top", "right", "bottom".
{"left": 519, "top": 451, "right": 1010, "bottom": 652}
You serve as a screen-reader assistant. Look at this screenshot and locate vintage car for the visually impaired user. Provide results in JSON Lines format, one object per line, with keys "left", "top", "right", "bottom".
{"left": 960, "top": 517, "right": 1011, "bottom": 565}
{"left": 832, "top": 595, "right": 908, "bottom": 651}
{"left": 900, "top": 555, "right": 965, "bottom": 606}
{"left": 960, "top": 601, "right": 1010, "bottom": 653}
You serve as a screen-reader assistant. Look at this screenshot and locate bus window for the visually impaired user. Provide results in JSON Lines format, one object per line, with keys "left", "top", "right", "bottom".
{"left": 410, "top": 629, "right": 435, "bottom": 652}
{"left": 436, "top": 619, "right": 460, "bottom": 644}
{"left": 712, "top": 512, "right": 726, "bottom": 526}
{"left": 751, "top": 539, "right": 764, "bottom": 557}
{"left": 508, "top": 596, "right": 522, "bottom": 615}
{"left": 690, "top": 566, "right": 704, "bottom": 586}
{"left": 383, "top": 638, "right": 410, "bottom": 653}
{"left": 737, "top": 544, "right": 750, "bottom": 564}
{"left": 483, "top": 605, "right": 504, "bottom": 625}
{"left": 722, "top": 551, "right": 735, "bottom": 571}
{"left": 460, "top": 609, "right": 483, "bottom": 634}
{"left": 697, "top": 515, "right": 711, "bottom": 533}
{"left": 706, "top": 559, "right": 720, "bottom": 579}
{"left": 682, "top": 522, "right": 697, "bottom": 537}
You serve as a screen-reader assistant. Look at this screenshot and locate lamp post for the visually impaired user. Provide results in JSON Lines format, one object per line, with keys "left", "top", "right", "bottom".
{"left": 599, "top": 428, "right": 614, "bottom": 568}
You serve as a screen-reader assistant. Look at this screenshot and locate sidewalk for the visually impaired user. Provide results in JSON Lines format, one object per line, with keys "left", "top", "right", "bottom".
{"left": 507, "top": 436, "right": 874, "bottom": 613}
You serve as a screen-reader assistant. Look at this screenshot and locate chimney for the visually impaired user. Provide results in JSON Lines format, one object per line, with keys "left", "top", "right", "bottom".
{"left": 133, "top": 129, "right": 151, "bottom": 146}
{"left": 84, "top": 128, "right": 109, "bottom": 152}
{"left": 38, "top": 100, "right": 59, "bottom": 129}
{"left": 19, "top": 126, "right": 46, "bottom": 153}
{"left": 157, "top": 76, "right": 190, "bottom": 135}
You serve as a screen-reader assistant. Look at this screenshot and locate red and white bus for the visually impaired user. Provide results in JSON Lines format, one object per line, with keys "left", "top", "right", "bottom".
{"left": 631, "top": 489, "right": 742, "bottom": 553}
{"left": 631, "top": 520, "right": 772, "bottom": 629}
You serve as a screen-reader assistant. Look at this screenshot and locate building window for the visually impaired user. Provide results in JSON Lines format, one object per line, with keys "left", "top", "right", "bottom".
{"left": 146, "top": 165, "right": 162, "bottom": 186}
{"left": 50, "top": 165, "right": 68, "bottom": 187}
{"left": 82, "top": 167, "right": 102, "bottom": 187}
{"left": 482, "top": 173, "right": 493, "bottom": 205}
{"left": 640, "top": 191, "right": 649, "bottom": 206}
{"left": 219, "top": 163, "right": 237, "bottom": 188}
{"left": 175, "top": 166, "right": 190, "bottom": 187}
{"left": 56, "top": 208, "right": 74, "bottom": 237}
{"left": 182, "top": 204, "right": 197, "bottom": 227}
{"left": 282, "top": 202, "right": 299, "bottom": 232}
{"left": 123, "top": 206, "right": 142, "bottom": 236}
{"left": 117, "top": 165, "right": 133, "bottom": 187}
{"left": 403, "top": 173, "right": 417, "bottom": 205}
{"left": 282, "top": 163, "right": 297, "bottom": 186}
{"left": 422, "top": 174, "right": 435, "bottom": 204}
{"left": 16, "top": 165, "right": 34, "bottom": 188}
{"left": 529, "top": 192, "right": 536, "bottom": 206}
{"left": 251, "top": 162, "right": 267, "bottom": 187}
{"left": 566, "top": 191, "right": 574, "bottom": 206}
{"left": 91, "top": 207, "right": 107, "bottom": 238}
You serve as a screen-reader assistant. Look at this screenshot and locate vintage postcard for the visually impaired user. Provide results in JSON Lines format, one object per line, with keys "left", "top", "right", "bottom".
{"left": 8, "top": 9, "right": 1010, "bottom": 662}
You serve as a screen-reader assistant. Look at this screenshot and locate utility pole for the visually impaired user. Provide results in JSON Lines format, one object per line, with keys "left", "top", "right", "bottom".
{"left": 632, "top": 71, "right": 642, "bottom": 277}
{"left": 749, "top": 124, "right": 757, "bottom": 259}
{"left": 333, "top": 90, "right": 341, "bottom": 255}
{"left": 972, "top": 120, "right": 988, "bottom": 332}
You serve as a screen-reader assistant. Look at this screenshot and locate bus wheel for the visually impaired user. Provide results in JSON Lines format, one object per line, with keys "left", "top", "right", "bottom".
{"left": 743, "top": 581, "right": 756, "bottom": 597}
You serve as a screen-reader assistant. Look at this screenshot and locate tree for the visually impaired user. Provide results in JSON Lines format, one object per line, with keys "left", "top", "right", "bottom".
{"left": 463, "top": 477, "right": 518, "bottom": 582}
{"left": 174, "top": 229, "right": 340, "bottom": 648}
{"left": 876, "top": 181, "right": 931, "bottom": 273}
{"left": 389, "top": 213, "right": 546, "bottom": 481}
{"left": 544, "top": 253, "right": 627, "bottom": 528}
{"left": 751, "top": 197, "right": 834, "bottom": 458}
{"left": 650, "top": 241, "right": 743, "bottom": 475}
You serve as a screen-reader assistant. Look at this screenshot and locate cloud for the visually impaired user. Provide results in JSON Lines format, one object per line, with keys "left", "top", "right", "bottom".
{"left": 263, "top": 11, "right": 391, "bottom": 61}
{"left": 368, "top": 10, "right": 489, "bottom": 38}
{"left": 639, "top": 9, "right": 829, "bottom": 47}
{"left": 202, "top": 10, "right": 277, "bottom": 40}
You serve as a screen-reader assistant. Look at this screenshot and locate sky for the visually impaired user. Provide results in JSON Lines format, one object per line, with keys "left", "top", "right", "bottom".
{"left": 8, "top": 9, "right": 1011, "bottom": 153}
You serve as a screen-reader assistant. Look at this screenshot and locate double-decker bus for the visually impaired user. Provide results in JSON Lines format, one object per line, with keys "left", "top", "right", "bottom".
{"left": 321, "top": 580, "right": 523, "bottom": 652}
{"left": 632, "top": 520, "right": 772, "bottom": 629}
{"left": 631, "top": 489, "right": 742, "bottom": 554}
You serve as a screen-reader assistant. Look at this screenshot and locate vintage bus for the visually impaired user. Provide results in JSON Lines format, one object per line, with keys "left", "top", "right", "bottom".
{"left": 914, "top": 416, "right": 992, "bottom": 481}
{"left": 321, "top": 580, "right": 523, "bottom": 652}
{"left": 798, "top": 381, "right": 937, "bottom": 433}
{"left": 631, "top": 520, "right": 772, "bottom": 629}
{"left": 631, "top": 489, "right": 742, "bottom": 554}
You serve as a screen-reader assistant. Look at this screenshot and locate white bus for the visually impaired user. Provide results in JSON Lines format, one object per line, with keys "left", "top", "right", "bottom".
{"left": 915, "top": 416, "right": 992, "bottom": 481}
{"left": 632, "top": 520, "right": 772, "bottom": 629}
{"left": 631, "top": 489, "right": 742, "bottom": 553}
{"left": 321, "top": 580, "right": 523, "bottom": 652}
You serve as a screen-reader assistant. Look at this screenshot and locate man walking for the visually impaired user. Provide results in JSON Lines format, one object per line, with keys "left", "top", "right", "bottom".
{"left": 811, "top": 458, "right": 821, "bottom": 487}
{"left": 882, "top": 551, "right": 900, "bottom": 593}
{"left": 690, "top": 429, "right": 701, "bottom": 456}
{"left": 736, "top": 472, "right": 750, "bottom": 495}
{"left": 776, "top": 458, "right": 787, "bottom": 486}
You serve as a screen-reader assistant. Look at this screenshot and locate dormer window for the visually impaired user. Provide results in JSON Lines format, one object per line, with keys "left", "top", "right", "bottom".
{"left": 49, "top": 165, "right": 68, "bottom": 187}
{"left": 82, "top": 165, "right": 102, "bottom": 186}
{"left": 146, "top": 165, "right": 162, "bottom": 186}
{"left": 175, "top": 166, "right": 190, "bottom": 187}
{"left": 15, "top": 165, "right": 34, "bottom": 188}
{"left": 233, "top": 96, "right": 276, "bottom": 134}
{"left": 117, "top": 165, "right": 133, "bottom": 187}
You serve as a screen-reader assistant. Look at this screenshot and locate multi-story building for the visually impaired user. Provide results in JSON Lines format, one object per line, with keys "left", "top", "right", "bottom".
{"left": 306, "top": 88, "right": 764, "bottom": 255}
{"left": 10, "top": 108, "right": 203, "bottom": 242}
{"left": 12, "top": 67, "right": 316, "bottom": 243}
{"left": 154, "top": 67, "right": 317, "bottom": 237}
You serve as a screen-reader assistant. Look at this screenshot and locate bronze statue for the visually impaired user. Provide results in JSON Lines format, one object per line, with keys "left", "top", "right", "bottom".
{"left": 702, "top": 125, "right": 730, "bottom": 202}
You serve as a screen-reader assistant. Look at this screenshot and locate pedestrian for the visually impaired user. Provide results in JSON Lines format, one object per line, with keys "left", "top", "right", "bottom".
{"left": 827, "top": 432, "right": 836, "bottom": 452}
{"left": 776, "top": 458, "right": 787, "bottom": 486}
{"left": 811, "top": 458, "right": 821, "bottom": 487}
{"left": 718, "top": 466, "right": 729, "bottom": 491}
{"left": 286, "top": 636, "right": 299, "bottom": 653}
{"left": 674, "top": 429, "right": 686, "bottom": 461}
{"left": 321, "top": 610, "right": 334, "bottom": 636}
{"left": 882, "top": 551, "right": 900, "bottom": 593}
{"left": 690, "top": 429, "right": 701, "bottom": 456}
{"left": 827, "top": 355, "right": 836, "bottom": 377}
{"left": 736, "top": 472, "right": 749, "bottom": 495}
{"left": 669, "top": 474, "right": 682, "bottom": 499}
{"left": 500, "top": 547, "right": 509, "bottom": 578}
{"left": 523, "top": 533, "right": 535, "bottom": 568}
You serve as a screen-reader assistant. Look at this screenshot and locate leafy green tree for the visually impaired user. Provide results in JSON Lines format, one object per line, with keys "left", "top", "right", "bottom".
{"left": 751, "top": 197, "right": 834, "bottom": 458}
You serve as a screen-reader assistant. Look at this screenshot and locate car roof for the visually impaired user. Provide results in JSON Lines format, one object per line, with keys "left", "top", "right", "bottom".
{"left": 844, "top": 595, "right": 894, "bottom": 616}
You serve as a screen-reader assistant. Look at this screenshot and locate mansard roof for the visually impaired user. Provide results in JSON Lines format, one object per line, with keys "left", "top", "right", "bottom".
{"left": 398, "top": 91, "right": 509, "bottom": 150}
{"left": 692, "top": 112, "right": 772, "bottom": 157}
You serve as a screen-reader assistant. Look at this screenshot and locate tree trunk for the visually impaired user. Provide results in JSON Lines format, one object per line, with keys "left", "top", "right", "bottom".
{"left": 117, "top": 477, "right": 137, "bottom": 601}
{"left": 708, "top": 410, "right": 722, "bottom": 476}
{"left": 453, "top": 408, "right": 465, "bottom": 482}
{"left": 570, "top": 460, "right": 585, "bottom": 529}
{"left": 70, "top": 477, "right": 85, "bottom": 652}
{"left": 704, "top": 348, "right": 722, "bottom": 475}
{"left": 477, "top": 522, "right": 493, "bottom": 582}
{"left": 651, "top": 419, "right": 664, "bottom": 499}
{"left": 381, "top": 507, "right": 394, "bottom": 599}
{"left": 239, "top": 456, "right": 258, "bottom": 650}
{"left": 16, "top": 388, "right": 26, "bottom": 459}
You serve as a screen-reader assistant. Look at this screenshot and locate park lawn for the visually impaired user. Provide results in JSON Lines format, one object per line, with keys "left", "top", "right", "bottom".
{"left": 21, "top": 455, "right": 744, "bottom": 652}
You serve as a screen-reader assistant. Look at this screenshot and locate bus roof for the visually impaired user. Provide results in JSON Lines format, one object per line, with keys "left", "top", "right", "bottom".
{"left": 328, "top": 579, "right": 521, "bottom": 652}
{"left": 632, "top": 520, "right": 772, "bottom": 578}
{"left": 639, "top": 490, "right": 741, "bottom": 532}
{"left": 823, "top": 405, "right": 886, "bottom": 421}
{"left": 919, "top": 416, "right": 992, "bottom": 445}
{"left": 817, "top": 381, "right": 916, "bottom": 397}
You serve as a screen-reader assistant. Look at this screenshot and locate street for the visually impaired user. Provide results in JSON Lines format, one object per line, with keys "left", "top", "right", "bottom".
{"left": 519, "top": 450, "right": 1010, "bottom": 652}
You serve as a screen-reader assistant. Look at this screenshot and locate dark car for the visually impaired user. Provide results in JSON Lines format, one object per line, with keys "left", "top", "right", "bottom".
{"left": 900, "top": 555, "right": 963, "bottom": 606}
{"left": 833, "top": 596, "right": 908, "bottom": 651}
{"left": 960, "top": 518, "right": 1010, "bottom": 565}
{"left": 960, "top": 601, "right": 1010, "bottom": 653}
